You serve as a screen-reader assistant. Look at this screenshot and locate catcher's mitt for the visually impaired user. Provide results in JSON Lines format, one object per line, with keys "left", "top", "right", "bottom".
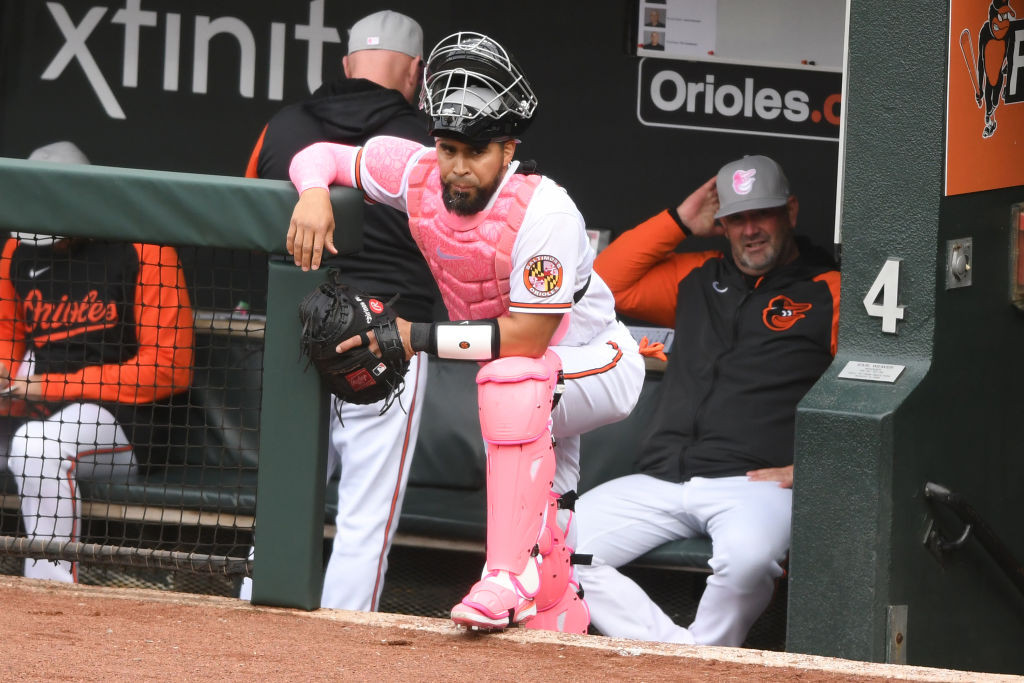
{"left": 298, "top": 270, "right": 409, "bottom": 410}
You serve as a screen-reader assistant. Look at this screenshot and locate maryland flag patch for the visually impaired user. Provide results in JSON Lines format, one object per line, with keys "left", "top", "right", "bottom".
{"left": 524, "top": 255, "right": 563, "bottom": 298}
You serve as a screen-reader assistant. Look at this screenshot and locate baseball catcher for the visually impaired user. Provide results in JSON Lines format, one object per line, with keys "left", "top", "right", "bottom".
{"left": 285, "top": 31, "right": 647, "bottom": 634}
{"left": 298, "top": 270, "right": 409, "bottom": 411}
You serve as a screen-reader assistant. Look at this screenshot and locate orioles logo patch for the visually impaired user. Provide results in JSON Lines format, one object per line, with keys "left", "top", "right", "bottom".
{"left": 524, "top": 255, "right": 563, "bottom": 298}
{"left": 762, "top": 295, "right": 812, "bottom": 331}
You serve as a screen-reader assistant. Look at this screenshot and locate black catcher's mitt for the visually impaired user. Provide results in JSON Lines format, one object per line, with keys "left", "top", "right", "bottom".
{"left": 298, "top": 270, "right": 409, "bottom": 410}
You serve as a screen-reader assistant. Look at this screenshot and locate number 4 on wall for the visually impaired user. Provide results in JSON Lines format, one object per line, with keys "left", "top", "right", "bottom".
{"left": 863, "top": 258, "right": 906, "bottom": 334}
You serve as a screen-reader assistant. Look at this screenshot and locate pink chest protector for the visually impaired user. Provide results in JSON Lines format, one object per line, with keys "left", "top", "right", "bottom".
{"left": 406, "top": 153, "right": 542, "bottom": 321}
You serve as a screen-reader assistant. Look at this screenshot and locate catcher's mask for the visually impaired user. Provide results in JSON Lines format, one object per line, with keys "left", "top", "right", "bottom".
{"left": 420, "top": 31, "right": 537, "bottom": 144}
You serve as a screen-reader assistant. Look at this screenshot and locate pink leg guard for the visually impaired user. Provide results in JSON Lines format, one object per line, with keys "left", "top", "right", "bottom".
{"left": 476, "top": 353, "right": 561, "bottom": 575}
{"left": 523, "top": 492, "right": 591, "bottom": 634}
{"left": 533, "top": 493, "right": 574, "bottom": 610}
{"left": 524, "top": 580, "right": 590, "bottom": 634}
{"left": 451, "top": 353, "right": 561, "bottom": 630}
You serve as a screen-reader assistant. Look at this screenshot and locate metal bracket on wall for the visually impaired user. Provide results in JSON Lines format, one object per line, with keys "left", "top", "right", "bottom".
{"left": 945, "top": 238, "right": 972, "bottom": 289}
{"left": 922, "top": 482, "right": 1024, "bottom": 599}
{"left": 923, "top": 517, "right": 972, "bottom": 563}
{"left": 886, "top": 604, "right": 908, "bottom": 664}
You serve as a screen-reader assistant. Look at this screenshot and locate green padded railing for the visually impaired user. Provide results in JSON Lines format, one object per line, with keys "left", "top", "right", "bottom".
{"left": 0, "top": 156, "right": 362, "bottom": 609}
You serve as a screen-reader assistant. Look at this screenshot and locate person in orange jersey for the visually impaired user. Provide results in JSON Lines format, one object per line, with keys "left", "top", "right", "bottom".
{"left": 0, "top": 141, "right": 194, "bottom": 583}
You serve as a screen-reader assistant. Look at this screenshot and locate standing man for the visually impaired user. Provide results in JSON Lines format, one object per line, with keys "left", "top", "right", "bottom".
{"left": 0, "top": 141, "right": 195, "bottom": 583}
{"left": 574, "top": 155, "right": 840, "bottom": 647}
{"left": 285, "top": 32, "right": 645, "bottom": 633}
{"left": 240, "top": 10, "right": 438, "bottom": 612}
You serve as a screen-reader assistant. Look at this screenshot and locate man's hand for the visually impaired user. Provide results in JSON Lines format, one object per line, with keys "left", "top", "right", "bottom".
{"left": 336, "top": 316, "right": 414, "bottom": 361}
{"left": 6, "top": 377, "right": 43, "bottom": 401}
{"left": 286, "top": 188, "right": 338, "bottom": 271}
{"left": 747, "top": 464, "right": 794, "bottom": 489}
{"left": 676, "top": 175, "right": 724, "bottom": 238}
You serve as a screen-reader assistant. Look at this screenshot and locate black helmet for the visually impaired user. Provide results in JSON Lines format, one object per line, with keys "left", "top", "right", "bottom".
{"left": 420, "top": 32, "right": 538, "bottom": 143}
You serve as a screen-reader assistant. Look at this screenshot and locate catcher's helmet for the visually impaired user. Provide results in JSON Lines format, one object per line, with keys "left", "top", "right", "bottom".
{"left": 420, "top": 32, "right": 538, "bottom": 143}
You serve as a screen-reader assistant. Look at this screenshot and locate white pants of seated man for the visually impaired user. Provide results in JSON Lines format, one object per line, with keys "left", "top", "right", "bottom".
{"left": 6, "top": 404, "right": 136, "bottom": 583}
{"left": 240, "top": 352, "right": 427, "bottom": 610}
{"left": 574, "top": 474, "right": 791, "bottom": 647}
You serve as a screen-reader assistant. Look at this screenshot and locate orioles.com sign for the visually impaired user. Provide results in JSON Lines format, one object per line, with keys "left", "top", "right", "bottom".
{"left": 636, "top": 58, "right": 842, "bottom": 142}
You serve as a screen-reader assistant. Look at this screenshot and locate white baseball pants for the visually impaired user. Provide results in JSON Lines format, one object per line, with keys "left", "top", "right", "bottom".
{"left": 241, "top": 352, "right": 427, "bottom": 611}
{"left": 549, "top": 321, "right": 645, "bottom": 501}
{"left": 6, "top": 403, "right": 135, "bottom": 583}
{"left": 574, "top": 474, "right": 791, "bottom": 647}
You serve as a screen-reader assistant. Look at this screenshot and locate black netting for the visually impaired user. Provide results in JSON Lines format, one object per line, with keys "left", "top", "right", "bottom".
{"left": 0, "top": 240, "right": 264, "bottom": 580}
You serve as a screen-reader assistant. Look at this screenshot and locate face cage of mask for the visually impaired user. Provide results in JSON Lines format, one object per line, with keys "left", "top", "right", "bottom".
{"left": 420, "top": 32, "right": 538, "bottom": 123}
{"left": 422, "top": 70, "right": 537, "bottom": 140}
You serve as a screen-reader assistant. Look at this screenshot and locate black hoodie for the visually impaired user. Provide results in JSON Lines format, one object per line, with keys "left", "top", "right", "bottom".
{"left": 253, "top": 78, "right": 437, "bottom": 322}
{"left": 636, "top": 236, "right": 840, "bottom": 482}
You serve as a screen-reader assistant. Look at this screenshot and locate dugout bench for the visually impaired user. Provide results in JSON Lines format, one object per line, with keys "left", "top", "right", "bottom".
{"left": 0, "top": 323, "right": 713, "bottom": 578}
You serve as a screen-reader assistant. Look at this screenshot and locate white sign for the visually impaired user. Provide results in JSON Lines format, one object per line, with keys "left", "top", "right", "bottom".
{"left": 837, "top": 361, "right": 906, "bottom": 384}
{"left": 638, "top": 0, "right": 717, "bottom": 59}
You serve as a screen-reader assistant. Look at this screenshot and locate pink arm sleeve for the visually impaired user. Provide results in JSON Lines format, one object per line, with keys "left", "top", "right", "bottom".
{"left": 288, "top": 142, "right": 360, "bottom": 194}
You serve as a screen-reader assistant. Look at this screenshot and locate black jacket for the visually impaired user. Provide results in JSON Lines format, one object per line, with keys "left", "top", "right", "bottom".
{"left": 254, "top": 78, "right": 437, "bottom": 322}
{"left": 637, "top": 237, "right": 839, "bottom": 482}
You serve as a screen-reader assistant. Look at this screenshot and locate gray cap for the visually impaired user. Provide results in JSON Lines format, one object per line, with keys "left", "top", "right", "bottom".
{"left": 714, "top": 155, "right": 790, "bottom": 218}
{"left": 28, "top": 141, "right": 90, "bottom": 165}
{"left": 347, "top": 10, "right": 423, "bottom": 58}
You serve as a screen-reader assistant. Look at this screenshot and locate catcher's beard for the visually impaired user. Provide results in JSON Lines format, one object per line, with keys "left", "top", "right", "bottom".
{"left": 442, "top": 175, "right": 501, "bottom": 216}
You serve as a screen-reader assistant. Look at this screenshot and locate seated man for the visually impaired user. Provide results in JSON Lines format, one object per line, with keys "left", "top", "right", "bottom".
{"left": 574, "top": 155, "right": 840, "bottom": 646}
{"left": 0, "top": 141, "right": 194, "bottom": 582}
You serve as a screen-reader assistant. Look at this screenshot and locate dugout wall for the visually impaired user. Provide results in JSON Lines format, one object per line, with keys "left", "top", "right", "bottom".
{"left": 789, "top": 0, "right": 1024, "bottom": 674}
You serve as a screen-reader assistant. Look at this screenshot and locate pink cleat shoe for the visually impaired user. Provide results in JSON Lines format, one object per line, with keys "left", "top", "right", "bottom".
{"left": 451, "top": 564, "right": 539, "bottom": 630}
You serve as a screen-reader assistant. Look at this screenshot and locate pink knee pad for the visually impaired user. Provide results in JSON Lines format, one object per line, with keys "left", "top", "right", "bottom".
{"left": 477, "top": 353, "right": 562, "bottom": 575}
{"left": 476, "top": 353, "right": 561, "bottom": 444}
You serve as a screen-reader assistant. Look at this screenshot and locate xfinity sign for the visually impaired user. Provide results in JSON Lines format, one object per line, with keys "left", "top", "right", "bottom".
{"left": 39, "top": 0, "right": 341, "bottom": 120}
{"left": 637, "top": 59, "right": 842, "bottom": 141}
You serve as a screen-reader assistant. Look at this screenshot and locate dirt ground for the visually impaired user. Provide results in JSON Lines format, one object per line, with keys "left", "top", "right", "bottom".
{"left": 0, "top": 577, "right": 1015, "bottom": 682}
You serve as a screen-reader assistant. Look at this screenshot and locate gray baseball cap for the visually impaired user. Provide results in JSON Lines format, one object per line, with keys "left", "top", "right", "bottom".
{"left": 714, "top": 155, "right": 790, "bottom": 218}
{"left": 28, "top": 140, "right": 90, "bottom": 165}
{"left": 16, "top": 142, "right": 87, "bottom": 246}
{"left": 347, "top": 10, "right": 423, "bottom": 58}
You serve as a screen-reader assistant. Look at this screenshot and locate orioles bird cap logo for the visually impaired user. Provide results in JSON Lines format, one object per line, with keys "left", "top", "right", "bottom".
{"left": 732, "top": 169, "right": 757, "bottom": 195}
{"left": 763, "top": 295, "right": 813, "bottom": 331}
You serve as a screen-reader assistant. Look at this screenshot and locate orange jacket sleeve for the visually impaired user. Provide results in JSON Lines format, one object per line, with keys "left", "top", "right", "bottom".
{"left": 35, "top": 244, "right": 195, "bottom": 404}
{"left": 0, "top": 238, "right": 28, "bottom": 376}
{"left": 814, "top": 270, "right": 841, "bottom": 356}
{"left": 244, "top": 125, "right": 268, "bottom": 178}
{"left": 594, "top": 210, "right": 719, "bottom": 328}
